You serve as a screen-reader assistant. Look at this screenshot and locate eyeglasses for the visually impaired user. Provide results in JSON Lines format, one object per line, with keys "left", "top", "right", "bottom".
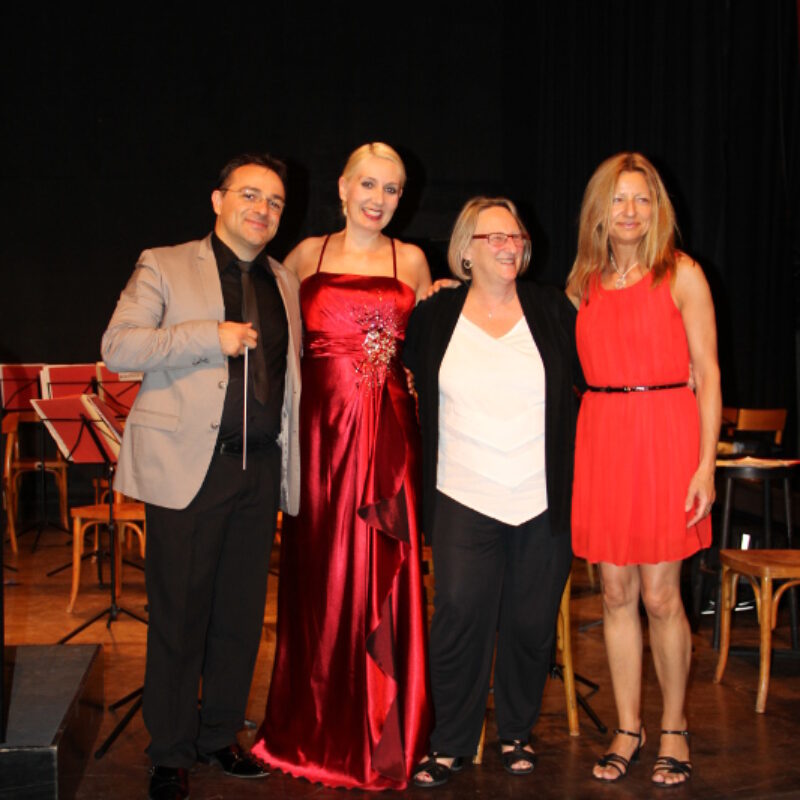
{"left": 472, "top": 232, "right": 529, "bottom": 248}
{"left": 220, "top": 187, "right": 285, "bottom": 214}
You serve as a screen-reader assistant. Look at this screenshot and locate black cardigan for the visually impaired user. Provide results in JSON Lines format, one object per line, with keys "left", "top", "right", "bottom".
{"left": 402, "top": 281, "right": 580, "bottom": 541}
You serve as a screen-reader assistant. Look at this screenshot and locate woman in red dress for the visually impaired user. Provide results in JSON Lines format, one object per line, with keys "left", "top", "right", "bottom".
{"left": 567, "top": 153, "right": 721, "bottom": 787}
{"left": 251, "top": 143, "right": 432, "bottom": 790}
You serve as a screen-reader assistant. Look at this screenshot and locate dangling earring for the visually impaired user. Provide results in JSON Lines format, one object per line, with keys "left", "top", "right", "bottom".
{"left": 462, "top": 258, "right": 472, "bottom": 272}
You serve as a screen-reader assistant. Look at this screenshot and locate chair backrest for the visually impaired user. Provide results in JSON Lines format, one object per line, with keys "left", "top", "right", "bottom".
{"left": 735, "top": 408, "right": 787, "bottom": 446}
{"left": 721, "top": 406, "right": 739, "bottom": 427}
{"left": 720, "top": 406, "right": 739, "bottom": 440}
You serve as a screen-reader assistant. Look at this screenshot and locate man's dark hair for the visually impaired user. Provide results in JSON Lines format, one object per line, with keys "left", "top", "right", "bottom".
{"left": 216, "top": 153, "right": 288, "bottom": 189}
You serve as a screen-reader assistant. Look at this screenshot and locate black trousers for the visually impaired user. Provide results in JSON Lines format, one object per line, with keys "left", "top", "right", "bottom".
{"left": 142, "top": 443, "right": 280, "bottom": 767}
{"left": 428, "top": 491, "right": 572, "bottom": 756}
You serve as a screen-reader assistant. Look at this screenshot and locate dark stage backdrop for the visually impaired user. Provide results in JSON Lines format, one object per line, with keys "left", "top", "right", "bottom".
{"left": 1, "top": 3, "right": 798, "bottom": 446}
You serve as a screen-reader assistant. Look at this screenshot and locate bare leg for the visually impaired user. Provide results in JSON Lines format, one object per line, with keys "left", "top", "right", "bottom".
{"left": 593, "top": 563, "right": 646, "bottom": 780}
{"left": 640, "top": 561, "right": 692, "bottom": 785}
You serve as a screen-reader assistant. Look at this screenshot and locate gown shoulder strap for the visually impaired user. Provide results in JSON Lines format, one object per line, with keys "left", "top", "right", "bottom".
{"left": 316, "top": 234, "right": 332, "bottom": 274}
{"left": 390, "top": 238, "right": 397, "bottom": 278}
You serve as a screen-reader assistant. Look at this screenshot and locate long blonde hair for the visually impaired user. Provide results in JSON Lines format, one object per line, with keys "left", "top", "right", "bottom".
{"left": 567, "top": 152, "right": 678, "bottom": 300}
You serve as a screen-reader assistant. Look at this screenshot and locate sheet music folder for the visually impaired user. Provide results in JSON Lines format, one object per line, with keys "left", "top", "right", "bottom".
{"left": 0, "top": 363, "right": 44, "bottom": 411}
{"left": 30, "top": 394, "right": 123, "bottom": 464}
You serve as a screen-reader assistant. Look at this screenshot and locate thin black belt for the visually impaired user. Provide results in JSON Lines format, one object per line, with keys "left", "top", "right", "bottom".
{"left": 585, "top": 382, "right": 687, "bottom": 393}
{"left": 215, "top": 438, "right": 276, "bottom": 456}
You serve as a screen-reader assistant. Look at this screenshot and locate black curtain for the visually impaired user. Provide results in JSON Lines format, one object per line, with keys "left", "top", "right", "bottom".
{"left": 1, "top": 2, "right": 798, "bottom": 446}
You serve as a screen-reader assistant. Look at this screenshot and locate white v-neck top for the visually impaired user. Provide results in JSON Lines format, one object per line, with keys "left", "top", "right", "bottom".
{"left": 437, "top": 314, "right": 547, "bottom": 525}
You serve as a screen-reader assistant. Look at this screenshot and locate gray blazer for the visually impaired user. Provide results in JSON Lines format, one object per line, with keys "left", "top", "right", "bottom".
{"left": 101, "top": 234, "right": 301, "bottom": 513}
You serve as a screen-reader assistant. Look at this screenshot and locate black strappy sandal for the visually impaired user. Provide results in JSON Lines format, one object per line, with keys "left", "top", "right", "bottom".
{"left": 593, "top": 727, "right": 644, "bottom": 783}
{"left": 411, "top": 753, "right": 465, "bottom": 789}
{"left": 652, "top": 729, "right": 692, "bottom": 787}
{"left": 499, "top": 738, "right": 536, "bottom": 775}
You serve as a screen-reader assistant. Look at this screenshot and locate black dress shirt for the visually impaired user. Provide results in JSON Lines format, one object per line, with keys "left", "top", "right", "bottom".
{"left": 212, "top": 233, "right": 288, "bottom": 444}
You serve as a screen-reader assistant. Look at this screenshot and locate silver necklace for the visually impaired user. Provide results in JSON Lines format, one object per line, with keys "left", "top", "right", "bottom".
{"left": 610, "top": 253, "right": 638, "bottom": 288}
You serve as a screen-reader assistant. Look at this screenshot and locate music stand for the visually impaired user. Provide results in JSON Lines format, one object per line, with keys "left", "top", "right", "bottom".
{"left": 30, "top": 394, "right": 148, "bottom": 643}
{"left": 0, "top": 363, "right": 62, "bottom": 554}
{"left": 31, "top": 364, "right": 101, "bottom": 565}
{"left": 95, "top": 363, "right": 142, "bottom": 417}
{"left": 46, "top": 366, "right": 144, "bottom": 584}
{"left": 0, "top": 365, "right": 34, "bottom": 744}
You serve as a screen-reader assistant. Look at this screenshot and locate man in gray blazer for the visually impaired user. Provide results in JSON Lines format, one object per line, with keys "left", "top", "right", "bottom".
{"left": 102, "top": 153, "right": 301, "bottom": 800}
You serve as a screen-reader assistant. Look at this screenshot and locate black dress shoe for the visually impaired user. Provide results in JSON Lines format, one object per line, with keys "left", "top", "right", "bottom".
{"left": 199, "top": 743, "right": 270, "bottom": 778}
{"left": 149, "top": 766, "right": 189, "bottom": 800}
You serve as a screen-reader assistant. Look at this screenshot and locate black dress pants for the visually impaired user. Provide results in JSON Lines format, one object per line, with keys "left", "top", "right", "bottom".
{"left": 428, "top": 491, "right": 572, "bottom": 757}
{"left": 143, "top": 443, "right": 280, "bottom": 767}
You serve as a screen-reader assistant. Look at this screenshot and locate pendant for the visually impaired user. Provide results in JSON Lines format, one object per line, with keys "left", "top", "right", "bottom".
{"left": 615, "top": 275, "right": 627, "bottom": 289}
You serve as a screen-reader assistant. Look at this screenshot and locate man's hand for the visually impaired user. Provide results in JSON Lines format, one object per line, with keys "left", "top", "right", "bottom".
{"left": 218, "top": 321, "right": 257, "bottom": 356}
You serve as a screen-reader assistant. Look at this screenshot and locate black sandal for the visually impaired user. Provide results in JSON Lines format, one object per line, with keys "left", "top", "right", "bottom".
{"left": 499, "top": 739, "right": 536, "bottom": 775}
{"left": 593, "top": 727, "right": 644, "bottom": 783}
{"left": 652, "top": 730, "right": 692, "bottom": 787}
{"left": 412, "top": 753, "right": 465, "bottom": 789}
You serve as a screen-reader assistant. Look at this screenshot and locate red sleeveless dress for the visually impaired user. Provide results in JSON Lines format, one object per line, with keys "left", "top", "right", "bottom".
{"left": 252, "top": 237, "right": 432, "bottom": 790}
{"left": 571, "top": 271, "right": 711, "bottom": 565}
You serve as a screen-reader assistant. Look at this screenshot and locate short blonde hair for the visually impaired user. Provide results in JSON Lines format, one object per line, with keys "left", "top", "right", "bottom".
{"left": 447, "top": 197, "right": 532, "bottom": 280}
{"left": 567, "top": 152, "right": 677, "bottom": 300}
{"left": 341, "top": 142, "right": 406, "bottom": 186}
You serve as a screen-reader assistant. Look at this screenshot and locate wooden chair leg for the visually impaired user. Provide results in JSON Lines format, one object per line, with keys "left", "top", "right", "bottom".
{"left": 756, "top": 576, "right": 773, "bottom": 713}
{"left": 473, "top": 719, "right": 486, "bottom": 765}
{"left": 3, "top": 431, "right": 19, "bottom": 555}
{"left": 56, "top": 470, "right": 68, "bottom": 529}
{"left": 4, "top": 481, "right": 18, "bottom": 555}
{"left": 67, "top": 517, "right": 85, "bottom": 613}
{"left": 714, "top": 564, "right": 734, "bottom": 683}
{"left": 558, "top": 575, "right": 579, "bottom": 736}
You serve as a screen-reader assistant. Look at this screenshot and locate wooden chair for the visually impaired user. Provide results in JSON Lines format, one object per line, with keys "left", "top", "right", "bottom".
{"left": 711, "top": 452, "right": 798, "bottom": 648}
{"left": 421, "top": 547, "right": 579, "bottom": 766}
{"left": 3, "top": 410, "right": 69, "bottom": 553}
{"left": 714, "top": 549, "right": 800, "bottom": 712}
{"left": 67, "top": 493, "right": 145, "bottom": 612}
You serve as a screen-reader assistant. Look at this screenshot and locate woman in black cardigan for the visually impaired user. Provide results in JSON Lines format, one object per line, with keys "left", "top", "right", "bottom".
{"left": 403, "top": 197, "right": 579, "bottom": 788}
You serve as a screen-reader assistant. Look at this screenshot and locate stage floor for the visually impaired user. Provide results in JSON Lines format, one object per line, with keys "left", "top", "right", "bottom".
{"left": 3, "top": 526, "right": 800, "bottom": 799}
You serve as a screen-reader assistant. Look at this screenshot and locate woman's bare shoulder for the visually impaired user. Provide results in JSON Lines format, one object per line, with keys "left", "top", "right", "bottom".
{"left": 285, "top": 235, "right": 329, "bottom": 280}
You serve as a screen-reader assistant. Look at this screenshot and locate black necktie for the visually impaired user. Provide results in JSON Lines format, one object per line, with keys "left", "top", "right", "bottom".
{"left": 237, "top": 260, "right": 268, "bottom": 405}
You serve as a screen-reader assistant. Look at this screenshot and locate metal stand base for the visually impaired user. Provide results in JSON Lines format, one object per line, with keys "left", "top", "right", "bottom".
{"left": 550, "top": 662, "right": 608, "bottom": 733}
{"left": 94, "top": 686, "right": 143, "bottom": 759}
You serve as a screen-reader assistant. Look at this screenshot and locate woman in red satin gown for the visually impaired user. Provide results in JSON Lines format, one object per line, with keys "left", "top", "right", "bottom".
{"left": 567, "top": 153, "right": 721, "bottom": 787}
{"left": 251, "top": 143, "right": 433, "bottom": 790}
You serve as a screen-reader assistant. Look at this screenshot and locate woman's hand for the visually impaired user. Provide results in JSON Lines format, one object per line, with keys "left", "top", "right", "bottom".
{"left": 420, "top": 278, "right": 460, "bottom": 301}
{"left": 403, "top": 366, "right": 417, "bottom": 397}
{"left": 685, "top": 465, "right": 715, "bottom": 527}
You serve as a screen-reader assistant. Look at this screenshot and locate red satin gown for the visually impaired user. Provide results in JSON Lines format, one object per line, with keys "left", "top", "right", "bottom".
{"left": 252, "top": 237, "right": 432, "bottom": 790}
{"left": 571, "top": 271, "right": 711, "bottom": 565}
